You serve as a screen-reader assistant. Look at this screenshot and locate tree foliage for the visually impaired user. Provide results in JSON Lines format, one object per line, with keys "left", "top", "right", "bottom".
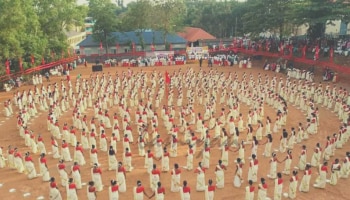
{"left": 0, "top": 0, "right": 87, "bottom": 74}
{"left": 184, "top": 0, "right": 350, "bottom": 40}
{"left": 88, "top": 0, "right": 121, "bottom": 55}
{"left": 242, "top": 0, "right": 292, "bottom": 39}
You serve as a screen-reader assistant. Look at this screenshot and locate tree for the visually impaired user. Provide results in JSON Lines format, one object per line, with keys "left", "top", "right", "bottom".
{"left": 121, "top": 0, "right": 153, "bottom": 50}
{"left": 0, "top": 0, "right": 87, "bottom": 76}
{"left": 290, "top": 0, "right": 350, "bottom": 40}
{"left": 20, "top": 0, "right": 47, "bottom": 66}
{"left": 34, "top": 0, "right": 87, "bottom": 57}
{"left": 242, "top": 0, "right": 292, "bottom": 40}
{"left": 0, "top": 0, "right": 26, "bottom": 61}
{"left": 89, "top": 0, "right": 121, "bottom": 57}
{"left": 153, "top": 0, "right": 186, "bottom": 49}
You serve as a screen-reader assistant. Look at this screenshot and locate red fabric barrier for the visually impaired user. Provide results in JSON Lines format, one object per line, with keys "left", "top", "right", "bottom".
{"left": 155, "top": 61, "right": 162, "bottom": 66}
{"left": 175, "top": 61, "right": 184, "bottom": 65}
{"left": 0, "top": 56, "right": 78, "bottom": 83}
{"left": 211, "top": 47, "right": 350, "bottom": 74}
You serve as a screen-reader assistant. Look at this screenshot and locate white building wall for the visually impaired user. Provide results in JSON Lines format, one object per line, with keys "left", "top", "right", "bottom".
{"left": 325, "top": 20, "right": 341, "bottom": 36}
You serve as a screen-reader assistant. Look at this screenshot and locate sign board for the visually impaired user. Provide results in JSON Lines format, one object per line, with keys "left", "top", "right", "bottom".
{"left": 146, "top": 51, "right": 174, "bottom": 58}
{"left": 186, "top": 46, "right": 209, "bottom": 60}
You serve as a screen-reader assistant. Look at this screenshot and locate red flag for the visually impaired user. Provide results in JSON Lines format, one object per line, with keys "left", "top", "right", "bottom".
{"left": 41, "top": 57, "right": 45, "bottom": 65}
{"left": 219, "top": 39, "right": 223, "bottom": 49}
{"left": 165, "top": 71, "right": 171, "bottom": 84}
{"left": 315, "top": 45, "right": 320, "bottom": 60}
{"left": 100, "top": 42, "right": 103, "bottom": 50}
{"left": 31, "top": 55, "right": 35, "bottom": 64}
{"left": 116, "top": 43, "right": 119, "bottom": 53}
{"left": 5, "top": 59, "right": 10, "bottom": 75}
{"left": 151, "top": 43, "right": 155, "bottom": 51}
{"left": 280, "top": 42, "right": 284, "bottom": 55}
{"left": 330, "top": 47, "right": 334, "bottom": 63}
{"left": 19, "top": 58, "right": 23, "bottom": 71}
{"left": 302, "top": 45, "right": 306, "bottom": 59}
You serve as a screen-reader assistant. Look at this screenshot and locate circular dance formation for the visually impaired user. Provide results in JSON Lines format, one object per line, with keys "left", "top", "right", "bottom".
{"left": 1, "top": 65, "right": 349, "bottom": 200}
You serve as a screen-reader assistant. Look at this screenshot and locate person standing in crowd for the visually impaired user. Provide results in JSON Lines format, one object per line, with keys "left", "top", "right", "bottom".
{"left": 133, "top": 180, "right": 149, "bottom": 200}
{"left": 314, "top": 161, "right": 328, "bottom": 189}
{"left": 258, "top": 178, "right": 268, "bottom": 200}
{"left": 288, "top": 170, "right": 298, "bottom": 199}
{"left": 194, "top": 162, "right": 206, "bottom": 191}
{"left": 149, "top": 182, "right": 165, "bottom": 200}
{"left": 109, "top": 180, "right": 119, "bottom": 200}
{"left": 49, "top": 177, "right": 62, "bottom": 200}
{"left": 274, "top": 172, "right": 283, "bottom": 200}
{"left": 245, "top": 180, "right": 255, "bottom": 200}
{"left": 299, "top": 164, "right": 312, "bottom": 193}
{"left": 180, "top": 180, "right": 191, "bottom": 200}
{"left": 205, "top": 179, "right": 215, "bottom": 200}
{"left": 87, "top": 181, "right": 97, "bottom": 200}
{"left": 171, "top": 163, "right": 182, "bottom": 192}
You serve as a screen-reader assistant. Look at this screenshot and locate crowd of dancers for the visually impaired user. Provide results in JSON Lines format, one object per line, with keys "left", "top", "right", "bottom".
{"left": 1, "top": 66, "right": 350, "bottom": 200}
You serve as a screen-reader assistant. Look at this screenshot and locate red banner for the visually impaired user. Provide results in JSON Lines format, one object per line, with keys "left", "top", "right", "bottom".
{"left": 330, "top": 47, "right": 334, "bottom": 63}
{"left": 5, "top": 59, "right": 10, "bottom": 75}
{"left": 31, "top": 55, "right": 35, "bottom": 64}
{"left": 41, "top": 57, "right": 45, "bottom": 65}
{"left": 280, "top": 42, "right": 284, "bottom": 55}
{"left": 314, "top": 45, "right": 320, "bottom": 60}
{"left": 116, "top": 43, "right": 119, "bottom": 53}
{"left": 302, "top": 45, "right": 306, "bottom": 59}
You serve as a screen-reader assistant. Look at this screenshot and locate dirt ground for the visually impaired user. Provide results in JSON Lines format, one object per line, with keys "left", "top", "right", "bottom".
{"left": 0, "top": 60, "right": 349, "bottom": 200}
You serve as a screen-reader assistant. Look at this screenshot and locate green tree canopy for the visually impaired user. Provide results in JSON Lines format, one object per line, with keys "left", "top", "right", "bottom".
{"left": 89, "top": 0, "right": 121, "bottom": 55}
{"left": 0, "top": 0, "right": 87, "bottom": 75}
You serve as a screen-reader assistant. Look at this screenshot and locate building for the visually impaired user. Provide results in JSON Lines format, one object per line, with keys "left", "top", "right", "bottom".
{"left": 294, "top": 20, "right": 350, "bottom": 37}
{"left": 66, "top": 31, "right": 87, "bottom": 48}
{"left": 84, "top": 17, "right": 95, "bottom": 35}
{"left": 178, "top": 27, "right": 216, "bottom": 47}
{"left": 78, "top": 30, "right": 187, "bottom": 56}
{"left": 325, "top": 20, "right": 350, "bottom": 36}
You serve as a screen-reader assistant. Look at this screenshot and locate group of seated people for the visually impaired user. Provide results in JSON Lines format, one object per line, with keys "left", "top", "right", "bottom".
{"left": 119, "top": 55, "right": 186, "bottom": 67}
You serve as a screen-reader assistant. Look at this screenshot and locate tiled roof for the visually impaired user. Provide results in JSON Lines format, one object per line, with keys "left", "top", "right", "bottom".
{"left": 78, "top": 30, "right": 187, "bottom": 47}
{"left": 177, "top": 27, "right": 216, "bottom": 42}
